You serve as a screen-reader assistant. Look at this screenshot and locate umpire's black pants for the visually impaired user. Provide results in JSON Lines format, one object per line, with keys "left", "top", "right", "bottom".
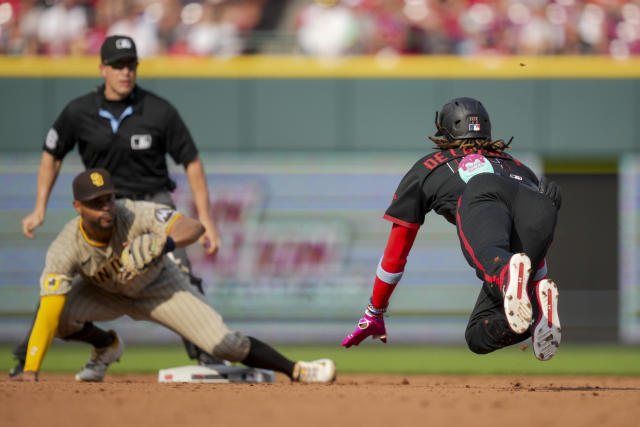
{"left": 456, "top": 174, "right": 558, "bottom": 354}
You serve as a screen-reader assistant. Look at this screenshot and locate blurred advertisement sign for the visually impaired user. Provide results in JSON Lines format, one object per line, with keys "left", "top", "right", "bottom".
{"left": 0, "top": 153, "right": 544, "bottom": 343}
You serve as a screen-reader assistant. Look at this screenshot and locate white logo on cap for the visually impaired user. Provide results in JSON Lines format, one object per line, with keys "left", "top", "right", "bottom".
{"left": 45, "top": 128, "right": 58, "bottom": 150}
{"left": 115, "top": 38, "right": 132, "bottom": 49}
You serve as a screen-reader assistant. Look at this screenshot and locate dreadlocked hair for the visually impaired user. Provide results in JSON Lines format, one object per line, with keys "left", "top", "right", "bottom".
{"left": 427, "top": 136, "right": 514, "bottom": 152}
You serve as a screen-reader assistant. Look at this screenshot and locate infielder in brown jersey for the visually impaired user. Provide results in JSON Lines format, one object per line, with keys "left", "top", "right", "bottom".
{"left": 11, "top": 169, "right": 336, "bottom": 383}
{"left": 11, "top": 35, "right": 221, "bottom": 376}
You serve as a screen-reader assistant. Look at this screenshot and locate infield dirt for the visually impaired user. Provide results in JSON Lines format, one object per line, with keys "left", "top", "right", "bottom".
{"left": 3, "top": 373, "right": 639, "bottom": 427}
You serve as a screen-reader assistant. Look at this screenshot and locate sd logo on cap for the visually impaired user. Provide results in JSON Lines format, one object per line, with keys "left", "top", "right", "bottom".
{"left": 73, "top": 168, "right": 116, "bottom": 201}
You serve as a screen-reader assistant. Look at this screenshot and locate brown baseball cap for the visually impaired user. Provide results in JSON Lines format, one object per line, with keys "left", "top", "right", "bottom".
{"left": 100, "top": 35, "right": 138, "bottom": 65}
{"left": 73, "top": 168, "right": 116, "bottom": 202}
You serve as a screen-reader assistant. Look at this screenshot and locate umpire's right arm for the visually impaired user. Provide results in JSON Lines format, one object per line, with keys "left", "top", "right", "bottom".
{"left": 22, "top": 151, "right": 63, "bottom": 238}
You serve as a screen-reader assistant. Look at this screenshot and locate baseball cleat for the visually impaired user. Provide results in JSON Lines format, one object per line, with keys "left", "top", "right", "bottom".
{"left": 75, "top": 330, "right": 124, "bottom": 382}
{"left": 9, "top": 357, "right": 25, "bottom": 378}
{"left": 532, "top": 279, "right": 561, "bottom": 361}
{"left": 502, "top": 253, "right": 533, "bottom": 334}
{"left": 293, "top": 359, "right": 336, "bottom": 383}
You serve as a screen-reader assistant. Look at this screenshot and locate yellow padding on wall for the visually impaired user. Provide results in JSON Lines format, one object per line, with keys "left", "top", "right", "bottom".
{"left": 0, "top": 55, "right": 639, "bottom": 79}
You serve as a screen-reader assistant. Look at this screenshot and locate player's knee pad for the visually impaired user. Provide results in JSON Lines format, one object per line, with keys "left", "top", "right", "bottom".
{"left": 211, "top": 331, "right": 250, "bottom": 362}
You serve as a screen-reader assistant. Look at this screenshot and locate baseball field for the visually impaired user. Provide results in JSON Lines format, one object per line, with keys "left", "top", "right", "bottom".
{"left": 2, "top": 343, "right": 639, "bottom": 427}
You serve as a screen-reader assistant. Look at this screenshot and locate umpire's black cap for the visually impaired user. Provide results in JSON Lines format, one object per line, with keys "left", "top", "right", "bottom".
{"left": 100, "top": 35, "right": 138, "bottom": 65}
{"left": 73, "top": 168, "right": 116, "bottom": 202}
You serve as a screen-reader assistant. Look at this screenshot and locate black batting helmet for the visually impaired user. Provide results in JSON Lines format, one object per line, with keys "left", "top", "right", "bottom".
{"left": 434, "top": 97, "right": 491, "bottom": 140}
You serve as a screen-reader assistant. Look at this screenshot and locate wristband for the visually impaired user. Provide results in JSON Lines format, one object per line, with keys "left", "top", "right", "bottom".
{"left": 163, "top": 236, "right": 176, "bottom": 253}
{"left": 367, "top": 298, "right": 387, "bottom": 317}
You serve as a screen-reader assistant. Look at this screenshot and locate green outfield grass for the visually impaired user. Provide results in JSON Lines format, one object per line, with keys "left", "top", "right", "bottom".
{"left": 2, "top": 343, "right": 640, "bottom": 376}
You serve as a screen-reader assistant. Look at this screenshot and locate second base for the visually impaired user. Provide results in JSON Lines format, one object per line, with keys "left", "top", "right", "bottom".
{"left": 158, "top": 364, "right": 276, "bottom": 384}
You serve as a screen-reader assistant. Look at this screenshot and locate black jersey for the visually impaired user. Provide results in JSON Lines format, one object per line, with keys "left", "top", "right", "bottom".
{"left": 384, "top": 148, "right": 539, "bottom": 227}
{"left": 43, "top": 85, "right": 198, "bottom": 196}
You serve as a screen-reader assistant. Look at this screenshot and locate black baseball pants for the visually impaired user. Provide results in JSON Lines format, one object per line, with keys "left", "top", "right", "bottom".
{"left": 455, "top": 173, "right": 558, "bottom": 353}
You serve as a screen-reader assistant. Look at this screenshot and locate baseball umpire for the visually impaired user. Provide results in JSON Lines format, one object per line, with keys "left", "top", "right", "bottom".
{"left": 10, "top": 169, "right": 336, "bottom": 384}
{"left": 12, "top": 35, "right": 222, "bottom": 377}
{"left": 342, "top": 97, "right": 563, "bottom": 361}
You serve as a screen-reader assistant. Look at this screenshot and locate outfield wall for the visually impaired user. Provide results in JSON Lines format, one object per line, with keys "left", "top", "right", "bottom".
{"left": 0, "top": 56, "right": 639, "bottom": 156}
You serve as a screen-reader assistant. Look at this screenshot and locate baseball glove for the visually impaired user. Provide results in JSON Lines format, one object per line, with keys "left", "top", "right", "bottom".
{"left": 538, "top": 177, "right": 562, "bottom": 209}
{"left": 119, "top": 233, "right": 167, "bottom": 280}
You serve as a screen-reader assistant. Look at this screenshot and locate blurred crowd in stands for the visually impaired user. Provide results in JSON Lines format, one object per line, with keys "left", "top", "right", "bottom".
{"left": 0, "top": 0, "right": 638, "bottom": 58}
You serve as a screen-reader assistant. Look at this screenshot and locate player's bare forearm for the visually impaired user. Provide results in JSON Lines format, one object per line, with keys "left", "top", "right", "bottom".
{"left": 184, "top": 156, "right": 220, "bottom": 254}
{"left": 34, "top": 151, "right": 62, "bottom": 215}
{"left": 185, "top": 157, "right": 212, "bottom": 222}
{"left": 22, "top": 152, "right": 62, "bottom": 238}
{"left": 167, "top": 214, "right": 205, "bottom": 248}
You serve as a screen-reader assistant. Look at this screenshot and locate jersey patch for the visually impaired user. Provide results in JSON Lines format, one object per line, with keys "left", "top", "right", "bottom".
{"left": 155, "top": 208, "right": 174, "bottom": 223}
{"left": 131, "top": 134, "right": 152, "bottom": 150}
{"left": 458, "top": 154, "right": 494, "bottom": 183}
{"left": 41, "top": 273, "right": 70, "bottom": 292}
{"left": 45, "top": 128, "right": 58, "bottom": 150}
{"left": 468, "top": 116, "right": 481, "bottom": 132}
